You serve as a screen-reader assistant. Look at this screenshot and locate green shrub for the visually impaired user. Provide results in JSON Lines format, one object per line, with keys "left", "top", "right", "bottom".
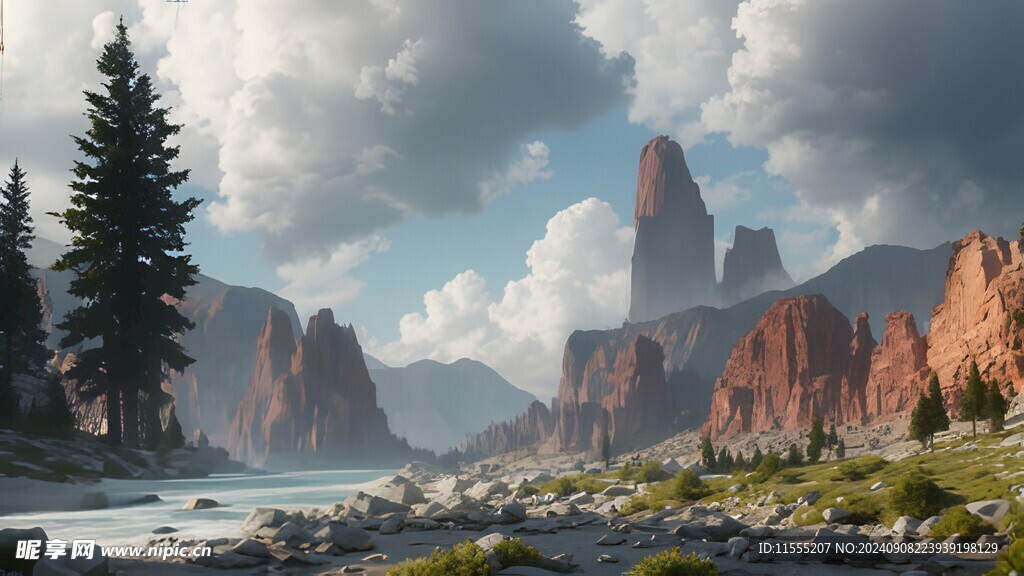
{"left": 751, "top": 452, "right": 781, "bottom": 483}
{"left": 833, "top": 455, "right": 887, "bottom": 481}
{"left": 387, "top": 541, "right": 488, "bottom": 576}
{"left": 930, "top": 506, "right": 995, "bottom": 541}
{"left": 618, "top": 461, "right": 667, "bottom": 483}
{"left": 889, "top": 470, "right": 944, "bottom": 519}
{"left": 492, "top": 539, "right": 543, "bottom": 569}
{"left": 626, "top": 547, "right": 720, "bottom": 576}
{"left": 519, "top": 485, "right": 540, "bottom": 497}
{"left": 536, "top": 474, "right": 608, "bottom": 497}
{"left": 843, "top": 493, "right": 885, "bottom": 525}
{"left": 619, "top": 495, "right": 653, "bottom": 516}
{"left": 673, "top": 469, "right": 710, "bottom": 501}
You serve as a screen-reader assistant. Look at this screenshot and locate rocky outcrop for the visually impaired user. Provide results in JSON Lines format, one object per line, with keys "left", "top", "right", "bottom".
{"left": 706, "top": 298, "right": 937, "bottom": 439}
{"left": 927, "top": 230, "right": 1024, "bottom": 398}
{"left": 457, "top": 241, "right": 951, "bottom": 460}
{"left": 227, "top": 308, "right": 417, "bottom": 469}
{"left": 551, "top": 335, "right": 673, "bottom": 455}
{"left": 864, "top": 311, "right": 930, "bottom": 419}
{"left": 839, "top": 313, "right": 877, "bottom": 423}
{"left": 629, "top": 136, "right": 716, "bottom": 322}
{"left": 718, "top": 225, "right": 794, "bottom": 306}
{"left": 460, "top": 400, "right": 554, "bottom": 461}
{"left": 706, "top": 296, "right": 854, "bottom": 439}
{"left": 168, "top": 275, "right": 303, "bottom": 448}
{"left": 371, "top": 358, "right": 536, "bottom": 453}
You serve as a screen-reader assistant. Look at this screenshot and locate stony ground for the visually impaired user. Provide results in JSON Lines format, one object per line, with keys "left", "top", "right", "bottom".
{"left": 3, "top": 418, "right": 1020, "bottom": 575}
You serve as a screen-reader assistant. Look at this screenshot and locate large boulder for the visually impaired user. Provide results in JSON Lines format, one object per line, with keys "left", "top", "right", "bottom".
{"left": 966, "top": 499, "right": 1011, "bottom": 528}
{"left": 372, "top": 475, "right": 426, "bottom": 506}
{"left": 242, "top": 508, "right": 290, "bottom": 536}
{"left": 314, "top": 524, "right": 374, "bottom": 552}
{"left": 671, "top": 512, "right": 747, "bottom": 541}
{"left": 343, "top": 491, "right": 411, "bottom": 518}
{"left": 182, "top": 497, "right": 220, "bottom": 510}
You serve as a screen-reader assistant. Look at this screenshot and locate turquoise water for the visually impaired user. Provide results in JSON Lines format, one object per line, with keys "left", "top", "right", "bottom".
{"left": 0, "top": 469, "right": 394, "bottom": 546}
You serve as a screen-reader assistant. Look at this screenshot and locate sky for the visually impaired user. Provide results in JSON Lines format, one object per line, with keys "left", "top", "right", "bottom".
{"left": 1, "top": 1, "right": 1022, "bottom": 399}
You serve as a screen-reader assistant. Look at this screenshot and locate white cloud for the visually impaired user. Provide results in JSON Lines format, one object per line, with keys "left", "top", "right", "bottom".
{"left": 701, "top": 0, "right": 1024, "bottom": 267}
{"left": 276, "top": 235, "right": 391, "bottom": 321}
{"left": 694, "top": 172, "right": 753, "bottom": 211}
{"left": 577, "top": 0, "right": 741, "bottom": 147}
{"left": 373, "top": 198, "right": 634, "bottom": 398}
{"left": 479, "top": 141, "right": 553, "bottom": 203}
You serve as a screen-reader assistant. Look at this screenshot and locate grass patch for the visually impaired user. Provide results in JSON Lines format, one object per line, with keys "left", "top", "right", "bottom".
{"left": 833, "top": 455, "right": 887, "bottom": 481}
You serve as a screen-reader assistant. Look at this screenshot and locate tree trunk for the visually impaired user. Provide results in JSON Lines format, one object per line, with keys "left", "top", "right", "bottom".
{"left": 143, "top": 384, "right": 163, "bottom": 450}
{"left": 972, "top": 418, "right": 977, "bottom": 439}
{"left": 122, "top": 386, "right": 139, "bottom": 449}
{"left": 106, "top": 385, "right": 122, "bottom": 446}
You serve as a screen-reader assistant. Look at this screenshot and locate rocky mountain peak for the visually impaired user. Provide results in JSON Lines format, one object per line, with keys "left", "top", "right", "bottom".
{"left": 719, "top": 225, "right": 795, "bottom": 305}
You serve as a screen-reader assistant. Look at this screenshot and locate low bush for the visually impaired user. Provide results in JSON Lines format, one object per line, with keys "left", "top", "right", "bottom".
{"left": 492, "top": 539, "right": 543, "bottom": 569}
{"left": 519, "top": 485, "right": 540, "bottom": 497}
{"left": 673, "top": 469, "right": 710, "bottom": 501}
{"left": 626, "top": 547, "right": 720, "bottom": 576}
{"left": 536, "top": 474, "right": 608, "bottom": 497}
{"left": 833, "top": 455, "right": 887, "bottom": 481}
{"left": 619, "top": 461, "right": 670, "bottom": 483}
{"left": 929, "top": 507, "right": 995, "bottom": 541}
{"left": 619, "top": 495, "right": 653, "bottom": 517}
{"left": 890, "top": 470, "right": 944, "bottom": 519}
{"left": 751, "top": 452, "right": 781, "bottom": 483}
{"left": 387, "top": 541, "right": 488, "bottom": 576}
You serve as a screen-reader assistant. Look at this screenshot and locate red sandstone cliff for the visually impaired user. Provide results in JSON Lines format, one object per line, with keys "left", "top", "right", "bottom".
{"left": 551, "top": 334, "right": 672, "bottom": 455}
{"left": 864, "top": 311, "right": 931, "bottom": 419}
{"left": 706, "top": 295, "right": 853, "bottom": 439}
{"left": 227, "top": 308, "right": 414, "bottom": 469}
{"left": 927, "top": 230, "right": 1024, "bottom": 398}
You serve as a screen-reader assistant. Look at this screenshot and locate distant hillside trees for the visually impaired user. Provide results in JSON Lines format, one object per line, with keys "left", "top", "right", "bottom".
{"left": 909, "top": 373, "right": 950, "bottom": 451}
{"left": 51, "top": 19, "right": 200, "bottom": 448}
{"left": 0, "top": 160, "right": 50, "bottom": 429}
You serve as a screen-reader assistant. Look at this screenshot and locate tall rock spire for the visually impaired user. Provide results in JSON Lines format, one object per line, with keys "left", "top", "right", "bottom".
{"left": 629, "top": 136, "right": 716, "bottom": 322}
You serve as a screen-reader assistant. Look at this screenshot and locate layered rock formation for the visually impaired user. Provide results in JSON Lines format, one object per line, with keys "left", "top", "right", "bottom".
{"left": 629, "top": 136, "right": 716, "bottom": 322}
{"left": 706, "top": 296, "right": 854, "bottom": 438}
{"left": 459, "top": 241, "right": 951, "bottom": 460}
{"left": 718, "top": 225, "right": 794, "bottom": 306}
{"left": 551, "top": 334, "right": 673, "bottom": 455}
{"left": 459, "top": 400, "right": 554, "bottom": 461}
{"left": 169, "top": 275, "right": 303, "bottom": 447}
{"left": 927, "top": 231, "right": 1024, "bottom": 398}
{"left": 706, "top": 296, "right": 937, "bottom": 439}
{"left": 864, "top": 311, "right": 930, "bottom": 419}
{"left": 370, "top": 358, "right": 536, "bottom": 453}
{"left": 228, "top": 308, "right": 416, "bottom": 469}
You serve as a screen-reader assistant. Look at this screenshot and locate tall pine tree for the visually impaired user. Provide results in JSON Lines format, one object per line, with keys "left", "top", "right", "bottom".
{"left": 959, "top": 360, "right": 986, "bottom": 439}
{"left": 51, "top": 19, "right": 200, "bottom": 448}
{"left": 0, "top": 160, "right": 49, "bottom": 428}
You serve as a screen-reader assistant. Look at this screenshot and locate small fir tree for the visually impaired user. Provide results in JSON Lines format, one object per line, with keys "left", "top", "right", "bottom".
{"left": 959, "top": 361, "right": 986, "bottom": 439}
{"left": 806, "top": 414, "right": 825, "bottom": 463}
{"left": 700, "top": 435, "right": 717, "bottom": 472}
{"left": 987, "top": 378, "right": 1007, "bottom": 433}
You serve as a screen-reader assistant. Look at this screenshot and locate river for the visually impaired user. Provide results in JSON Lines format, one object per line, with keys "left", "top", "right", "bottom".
{"left": 0, "top": 469, "right": 394, "bottom": 546}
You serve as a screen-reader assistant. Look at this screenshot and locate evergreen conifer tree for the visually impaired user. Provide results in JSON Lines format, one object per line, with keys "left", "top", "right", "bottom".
{"left": 51, "top": 20, "right": 200, "bottom": 447}
{"left": 959, "top": 361, "right": 986, "bottom": 439}
{"left": 0, "top": 160, "right": 49, "bottom": 428}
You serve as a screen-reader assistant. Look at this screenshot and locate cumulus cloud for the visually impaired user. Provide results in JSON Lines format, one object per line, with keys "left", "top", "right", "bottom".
{"left": 701, "top": 0, "right": 1024, "bottom": 262}
{"left": 577, "top": 0, "right": 741, "bottom": 147}
{"left": 276, "top": 235, "right": 391, "bottom": 321}
{"left": 146, "top": 1, "right": 633, "bottom": 263}
{"left": 373, "top": 198, "right": 634, "bottom": 398}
